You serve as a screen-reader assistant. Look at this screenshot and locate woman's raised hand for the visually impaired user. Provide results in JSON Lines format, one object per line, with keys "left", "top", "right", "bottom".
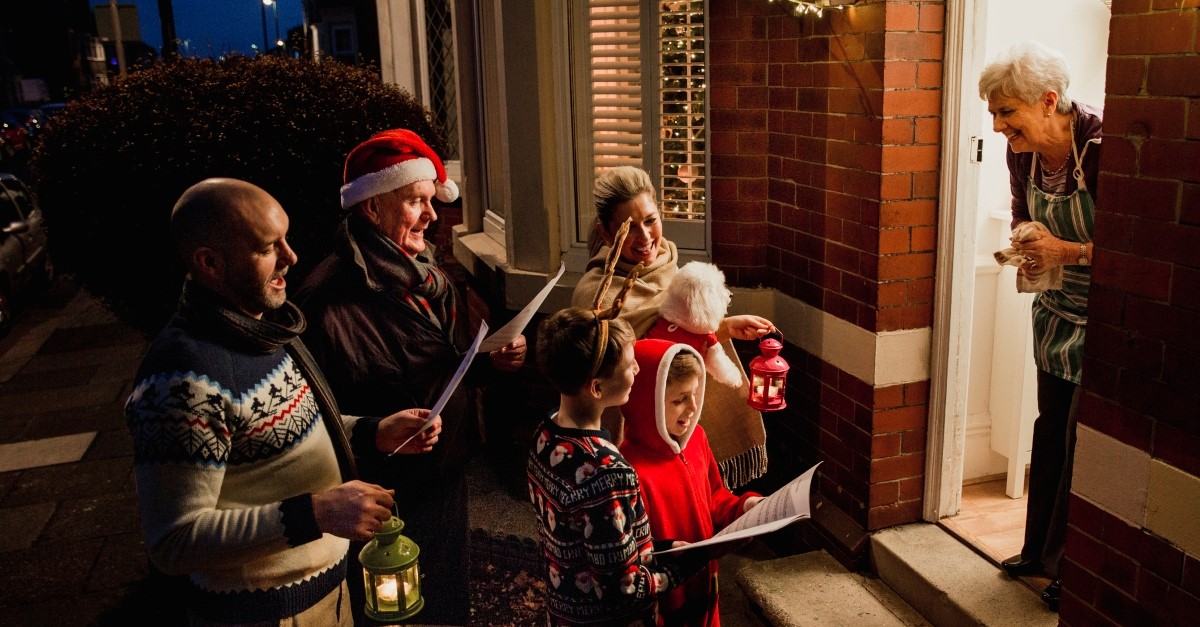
{"left": 718, "top": 315, "right": 776, "bottom": 341}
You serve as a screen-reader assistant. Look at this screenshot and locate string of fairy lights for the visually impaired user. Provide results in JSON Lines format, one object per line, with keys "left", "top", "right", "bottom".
{"left": 766, "top": 0, "right": 856, "bottom": 17}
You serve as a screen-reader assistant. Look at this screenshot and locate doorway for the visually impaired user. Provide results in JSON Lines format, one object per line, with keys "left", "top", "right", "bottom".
{"left": 926, "top": 0, "right": 1111, "bottom": 564}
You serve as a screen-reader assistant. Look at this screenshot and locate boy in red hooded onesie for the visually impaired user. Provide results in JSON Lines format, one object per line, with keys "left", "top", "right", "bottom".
{"left": 620, "top": 339, "right": 764, "bottom": 626}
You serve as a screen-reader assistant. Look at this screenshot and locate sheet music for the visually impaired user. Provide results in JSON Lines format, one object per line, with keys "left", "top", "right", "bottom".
{"left": 478, "top": 262, "right": 566, "bottom": 353}
{"left": 655, "top": 462, "right": 821, "bottom": 555}
{"left": 387, "top": 321, "right": 488, "bottom": 456}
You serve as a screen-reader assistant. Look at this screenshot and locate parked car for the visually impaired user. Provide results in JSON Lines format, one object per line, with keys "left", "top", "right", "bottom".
{"left": 3, "top": 108, "right": 47, "bottom": 142}
{"left": 0, "top": 113, "right": 28, "bottom": 156}
{"left": 0, "top": 172, "right": 53, "bottom": 335}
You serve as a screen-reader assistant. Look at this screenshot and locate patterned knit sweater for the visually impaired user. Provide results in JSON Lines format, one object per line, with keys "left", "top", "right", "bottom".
{"left": 527, "top": 415, "right": 695, "bottom": 626}
{"left": 125, "top": 313, "right": 361, "bottom": 623}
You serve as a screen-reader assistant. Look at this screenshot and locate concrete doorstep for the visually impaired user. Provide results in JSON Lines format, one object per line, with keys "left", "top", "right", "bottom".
{"left": 870, "top": 523, "right": 1057, "bottom": 627}
{"left": 733, "top": 522, "right": 1059, "bottom": 627}
{"left": 735, "top": 550, "right": 930, "bottom": 627}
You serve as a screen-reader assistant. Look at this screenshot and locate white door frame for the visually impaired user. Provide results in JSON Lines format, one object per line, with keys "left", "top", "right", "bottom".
{"left": 924, "top": 0, "right": 989, "bottom": 522}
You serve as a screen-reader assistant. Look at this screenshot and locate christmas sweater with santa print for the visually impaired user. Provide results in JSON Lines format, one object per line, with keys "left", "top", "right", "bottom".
{"left": 620, "top": 339, "right": 761, "bottom": 627}
{"left": 527, "top": 415, "right": 700, "bottom": 625}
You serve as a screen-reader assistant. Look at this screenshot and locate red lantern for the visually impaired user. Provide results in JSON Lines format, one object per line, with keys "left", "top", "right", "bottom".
{"left": 747, "top": 332, "right": 789, "bottom": 411}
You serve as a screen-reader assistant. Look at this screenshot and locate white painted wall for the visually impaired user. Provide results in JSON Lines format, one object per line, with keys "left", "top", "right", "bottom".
{"left": 962, "top": 0, "right": 1110, "bottom": 488}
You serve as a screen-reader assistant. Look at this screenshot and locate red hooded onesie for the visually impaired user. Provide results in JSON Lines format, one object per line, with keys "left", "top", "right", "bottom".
{"left": 620, "top": 339, "right": 760, "bottom": 626}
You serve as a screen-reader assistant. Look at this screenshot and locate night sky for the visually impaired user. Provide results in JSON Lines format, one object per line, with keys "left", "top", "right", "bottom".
{"left": 125, "top": 0, "right": 305, "bottom": 58}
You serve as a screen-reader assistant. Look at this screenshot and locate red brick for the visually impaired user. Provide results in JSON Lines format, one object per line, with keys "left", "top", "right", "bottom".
{"left": 1105, "top": 96, "right": 1188, "bottom": 139}
{"left": 1147, "top": 56, "right": 1200, "bottom": 97}
{"left": 869, "top": 481, "right": 899, "bottom": 508}
{"left": 883, "top": 199, "right": 936, "bottom": 225}
{"left": 1131, "top": 217, "right": 1200, "bottom": 269}
{"left": 1184, "top": 553, "right": 1200, "bottom": 599}
{"left": 878, "top": 252, "right": 935, "bottom": 280}
{"left": 739, "top": 130, "right": 769, "bottom": 154}
{"left": 829, "top": 86, "right": 882, "bottom": 116}
{"left": 1151, "top": 0, "right": 1200, "bottom": 9}
{"left": 876, "top": 304, "right": 933, "bottom": 331}
{"left": 907, "top": 277, "right": 934, "bottom": 304}
{"left": 913, "top": 170, "right": 939, "bottom": 197}
{"left": 1184, "top": 183, "right": 1200, "bottom": 226}
{"left": 881, "top": 144, "right": 940, "bottom": 173}
{"left": 884, "top": 89, "right": 943, "bottom": 117}
{"left": 866, "top": 499, "right": 922, "bottom": 530}
{"left": 882, "top": 118, "right": 914, "bottom": 144}
{"left": 1110, "top": 13, "right": 1197, "bottom": 55}
{"left": 884, "top": 2, "right": 918, "bottom": 31}
{"left": 910, "top": 225, "right": 936, "bottom": 251}
{"left": 871, "top": 432, "right": 902, "bottom": 458}
{"left": 1104, "top": 57, "right": 1146, "bottom": 96}
{"left": 879, "top": 173, "right": 912, "bottom": 201}
{"left": 898, "top": 475, "right": 923, "bottom": 501}
{"left": 916, "top": 62, "right": 942, "bottom": 89}
{"left": 914, "top": 117, "right": 941, "bottom": 144}
{"left": 883, "top": 31, "right": 944, "bottom": 60}
{"left": 873, "top": 383, "right": 904, "bottom": 408}
{"left": 904, "top": 380, "right": 930, "bottom": 405}
{"left": 883, "top": 61, "right": 917, "bottom": 89}
{"left": 872, "top": 404, "right": 927, "bottom": 433}
{"left": 900, "top": 428, "right": 926, "bottom": 454}
{"left": 1110, "top": 0, "right": 1153, "bottom": 13}
{"left": 878, "top": 280, "right": 908, "bottom": 307}
{"left": 917, "top": 3, "right": 944, "bottom": 32}
{"left": 1098, "top": 135, "right": 1139, "bottom": 175}
{"left": 738, "top": 85, "right": 769, "bottom": 109}
{"left": 1152, "top": 421, "right": 1200, "bottom": 478}
{"left": 767, "top": 38, "right": 797, "bottom": 65}
{"left": 1099, "top": 175, "right": 1180, "bottom": 221}
{"left": 878, "top": 227, "right": 910, "bottom": 254}
{"left": 1092, "top": 250, "right": 1172, "bottom": 302}
{"left": 768, "top": 85, "right": 798, "bottom": 110}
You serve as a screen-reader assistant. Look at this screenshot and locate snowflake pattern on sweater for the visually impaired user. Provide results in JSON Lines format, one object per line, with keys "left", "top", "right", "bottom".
{"left": 124, "top": 318, "right": 348, "bottom": 623}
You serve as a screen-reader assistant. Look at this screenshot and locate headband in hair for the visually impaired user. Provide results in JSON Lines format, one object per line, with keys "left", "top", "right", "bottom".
{"left": 586, "top": 218, "right": 643, "bottom": 380}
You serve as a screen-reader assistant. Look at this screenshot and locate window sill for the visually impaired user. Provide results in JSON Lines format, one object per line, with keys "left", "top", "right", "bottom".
{"left": 452, "top": 224, "right": 580, "bottom": 314}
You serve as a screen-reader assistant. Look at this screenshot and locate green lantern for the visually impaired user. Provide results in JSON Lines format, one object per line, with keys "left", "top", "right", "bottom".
{"left": 359, "top": 511, "right": 423, "bottom": 621}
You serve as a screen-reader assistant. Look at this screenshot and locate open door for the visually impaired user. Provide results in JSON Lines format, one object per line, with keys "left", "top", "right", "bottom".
{"left": 927, "top": 0, "right": 1110, "bottom": 532}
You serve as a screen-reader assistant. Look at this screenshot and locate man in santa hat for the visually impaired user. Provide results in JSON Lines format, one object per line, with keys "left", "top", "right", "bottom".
{"left": 295, "top": 128, "right": 527, "bottom": 625}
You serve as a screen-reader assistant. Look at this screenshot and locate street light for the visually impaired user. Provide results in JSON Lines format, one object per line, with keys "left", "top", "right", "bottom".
{"left": 264, "top": 0, "right": 282, "bottom": 52}
{"left": 259, "top": 0, "right": 270, "bottom": 53}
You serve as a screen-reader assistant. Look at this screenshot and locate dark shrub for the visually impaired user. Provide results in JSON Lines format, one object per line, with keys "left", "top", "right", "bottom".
{"left": 29, "top": 55, "right": 447, "bottom": 335}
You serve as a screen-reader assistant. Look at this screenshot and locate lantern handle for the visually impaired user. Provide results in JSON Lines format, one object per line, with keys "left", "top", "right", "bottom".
{"left": 761, "top": 329, "right": 783, "bottom": 343}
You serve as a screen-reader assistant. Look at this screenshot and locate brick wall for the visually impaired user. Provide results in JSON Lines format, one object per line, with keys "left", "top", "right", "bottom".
{"left": 1062, "top": 0, "right": 1200, "bottom": 623}
{"left": 709, "top": 0, "right": 940, "bottom": 535}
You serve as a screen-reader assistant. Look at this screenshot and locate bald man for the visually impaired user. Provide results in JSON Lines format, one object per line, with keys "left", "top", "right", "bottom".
{"left": 125, "top": 178, "right": 440, "bottom": 625}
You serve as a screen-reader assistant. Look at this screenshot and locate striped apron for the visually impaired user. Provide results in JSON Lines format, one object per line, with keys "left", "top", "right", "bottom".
{"left": 1027, "top": 137, "right": 1096, "bottom": 384}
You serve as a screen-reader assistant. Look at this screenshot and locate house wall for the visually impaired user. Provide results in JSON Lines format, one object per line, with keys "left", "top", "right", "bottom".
{"left": 708, "top": 0, "right": 943, "bottom": 540}
{"left": 1059, "top": 1, "right": 1200, "bottom": 623}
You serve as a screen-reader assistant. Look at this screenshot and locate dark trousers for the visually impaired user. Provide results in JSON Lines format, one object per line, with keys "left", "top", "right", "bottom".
{"left": 1020, "top": 369, "right": 1080, "bottom": 578}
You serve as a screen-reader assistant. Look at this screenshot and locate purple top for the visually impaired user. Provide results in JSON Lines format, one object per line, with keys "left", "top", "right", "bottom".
{"left": 1006, "top": 101, "right": 1104, "bottom": 230}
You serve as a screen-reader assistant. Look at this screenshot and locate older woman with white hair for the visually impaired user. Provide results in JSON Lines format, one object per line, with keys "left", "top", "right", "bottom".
{"left": 978, "top": 41, "right": 1102, "bottom": 612}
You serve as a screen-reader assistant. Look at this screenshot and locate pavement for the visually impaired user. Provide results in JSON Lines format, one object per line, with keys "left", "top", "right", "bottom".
{"left": 0, "top": 276, "right": 771, "bottom": 626}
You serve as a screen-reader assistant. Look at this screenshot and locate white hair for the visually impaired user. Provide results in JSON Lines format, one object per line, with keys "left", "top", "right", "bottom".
{"left": 978, "top": 41, "right": 1073, "bottom": 113}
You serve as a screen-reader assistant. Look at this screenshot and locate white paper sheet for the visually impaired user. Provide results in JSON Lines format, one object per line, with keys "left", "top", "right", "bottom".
{"left": 477, "top": 262, "right": 566, "bottom": 353}
{"left": 655, "top": 461, "right": 821, "bottom": 555}
{"left": 387, "top": 320, "right": 489, "bottom": 456}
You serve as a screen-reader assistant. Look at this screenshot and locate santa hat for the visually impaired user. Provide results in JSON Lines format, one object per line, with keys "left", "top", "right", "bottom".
{"left": 339, "top": 128, "right": 460, "bottom": 209}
